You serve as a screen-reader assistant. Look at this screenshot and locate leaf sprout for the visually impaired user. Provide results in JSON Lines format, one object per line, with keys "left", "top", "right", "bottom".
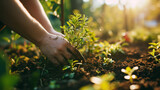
{"left": 80, "top": 73, "right": 118, "bottom": 90}
{"left": 121, "top": 66, "right": 139, "bottom": 83}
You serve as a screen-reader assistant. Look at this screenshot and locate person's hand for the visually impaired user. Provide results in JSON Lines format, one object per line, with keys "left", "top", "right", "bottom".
{"left": 49, "top": 29, "right": 65, "bottom": 37}
{"left": 38, "top": 33, "right": 74, "bottom": 66}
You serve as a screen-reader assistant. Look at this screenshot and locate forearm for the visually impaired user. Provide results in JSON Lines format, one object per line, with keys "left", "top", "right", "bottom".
{"left": 0, "top": 0, "right": 48, "bottom": 46}
{"left": 20, "top": 0, "right": 54, "bottom": 33}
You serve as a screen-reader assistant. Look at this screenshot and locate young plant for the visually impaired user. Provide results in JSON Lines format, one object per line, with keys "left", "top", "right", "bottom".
{"left": 80, "top": 73, "right": 118, "bottom": 90}
{"left": 94, "top": 41, "right": 124, "bottom": 57}
{"left": 103, "top": 57, "right": 114, "bottom": 66}
{"left": 148, "top": 42, "right": 160, "bottom": 62}
{"left": 61, "top": 12, "right": 98, "bottom": 51}
{"left": 92, "top": 41, "right": 124, "bottom": 66}
{"left": 121, "top": 66, "right": 138, "bottom": 83}
{"left": 62, "top": 60, "right": 82, "bottom": 78}
{"left": 63, "top": 60, "right": 82, "bottom": 71}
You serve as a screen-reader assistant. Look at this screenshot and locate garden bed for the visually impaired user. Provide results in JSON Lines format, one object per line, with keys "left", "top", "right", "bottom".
{"left": 2, "top": 41, "right": 159, "bottom": 90}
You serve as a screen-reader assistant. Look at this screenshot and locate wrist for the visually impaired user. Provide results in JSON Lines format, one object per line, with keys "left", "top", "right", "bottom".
{"left": 36, "top": 33, "right": 58, "bottom": 48}
{"left": 48, "top": 28, "right": 65, "bottom": 37}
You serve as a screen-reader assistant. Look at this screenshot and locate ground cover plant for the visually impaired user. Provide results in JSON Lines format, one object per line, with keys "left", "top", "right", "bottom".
{"left": 0, "top": 0, "right": 160, "bottom": 90}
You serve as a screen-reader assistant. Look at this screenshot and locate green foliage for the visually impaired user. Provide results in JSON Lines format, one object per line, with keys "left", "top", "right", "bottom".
{"left": 91, "top": 41, "right": 124, "bottom": 57}
{"left": 0, "top": 51, "right": 8, "bottom": 76}
{"left": 103, "top": 57, "right": 114, "bottom": 66}
{"left": 148, "top": 42, "right": 160, "bottom": 62}
{"left": 3, "top": 31, "right": 20, "bottom": 48}
{"left": 49, "top": 80, "right": 60, "bottom": 89}
{"left": 61, "top": 13, "right": 124, "bottom": 66}
{"left": 121, "top": 66, "right": 138, "bottom": 83}
{"left": 62, "top": 60, "right": 82, "bottom": 79}
{"left": 63, "top": 60, "right": 82, "bottom": 71}
{"left": 40, "top": 0, "right": 61, "bottom": 17}
{"left": 92, "top": 41, "right": 124, "bottom": 66}
{"left": 61, "top": 12, "right": 98, "bottom": 49}
{"left": 80, "top": 73, "right": 118, "bottom": 90}
{"left": 0, "top": 51, "right": 19, "bottom": 90}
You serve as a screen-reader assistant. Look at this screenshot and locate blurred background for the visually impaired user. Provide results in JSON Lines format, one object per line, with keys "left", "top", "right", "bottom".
{"left": 0, "top": 0, "right": 160, "bottom": 44}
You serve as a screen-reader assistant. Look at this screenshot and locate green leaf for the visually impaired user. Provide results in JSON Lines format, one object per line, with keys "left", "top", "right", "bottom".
{"left": 62, "top": 65, "right": 70, "bottom": 71}
{"left": 52, "top": 1, "right": 59, "bottom": 11}
{"left": 148, "top": 46, "right": 154, "bottom": 49}
{"left": 149, "top": 43, "right": 157, "bottom": 46}
{"left": 14, "top": 34, "right": 20, "bottom": 41}
{"left": 3, "top": 37, "right": 10, "bottom": 43}
{"left": 149, "top": 49, "right": 155, "bottom": 56}
{"left": 126, "top": 67, "right": 131, "bottom": 72}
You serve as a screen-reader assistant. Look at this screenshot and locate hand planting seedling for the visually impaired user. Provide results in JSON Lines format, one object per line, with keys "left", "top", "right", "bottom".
{"left": 121, "top": 66, "right": 138, "bottom": 83}
{"left": 61, "top": 12, "right": 98, "bottom": 51}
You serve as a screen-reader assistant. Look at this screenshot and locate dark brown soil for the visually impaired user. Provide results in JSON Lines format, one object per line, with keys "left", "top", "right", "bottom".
{"left": 2, "top": 42, "right": 160, "bottom": 90}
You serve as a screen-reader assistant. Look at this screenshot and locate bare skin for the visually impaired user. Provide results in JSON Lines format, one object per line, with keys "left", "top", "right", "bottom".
{"left": 0, "top": 0, "right": 73, "bottom": 65}
{"left": 20, "top": 0, "right": 64, "bottom": 37}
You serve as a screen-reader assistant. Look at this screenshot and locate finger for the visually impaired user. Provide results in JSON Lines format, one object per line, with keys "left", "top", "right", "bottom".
{"left": 55, "top": 32, "right": 65, "bottom": 37}
{"left": 62, "top": 48, "right": 73, "bottom": 60}
{"left": 54, "top": 54, "right": 67, "bottom": 65}
{"left": 50, "top": 58, "right": 60, "bottom": 66}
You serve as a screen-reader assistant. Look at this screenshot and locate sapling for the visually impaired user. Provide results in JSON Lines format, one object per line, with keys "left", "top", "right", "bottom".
{"left": 61, "top": 12, "right": 98, "bottom": 53}
{"left": 121, "top": 66, "right": 138, "bottom": 83}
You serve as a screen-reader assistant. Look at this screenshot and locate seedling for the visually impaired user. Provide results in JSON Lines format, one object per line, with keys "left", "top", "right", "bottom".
{"left": 61, "top": 12, "right": 98, "bottom": 52}
{"left": 62, "top": 60, "right": 82, "bottom": 79}
{"left": 148, "top": 42, "right": 160, "bottom": 62}
{"left": 62, "top": 60, "right": 82, "bottom": 71}
{"left": 80, "top": 73, "right": 118, "bottom": 90}
{"left": 103, "top": 57, "right": 114, "bottom": 66}
{"left": 121, "top": 66, "right": 138, "bottom": 83}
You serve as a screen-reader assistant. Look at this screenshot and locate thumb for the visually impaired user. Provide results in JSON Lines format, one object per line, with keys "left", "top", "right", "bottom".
{"left": 50, "top": 30, "right": 65, "bottom": 37}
